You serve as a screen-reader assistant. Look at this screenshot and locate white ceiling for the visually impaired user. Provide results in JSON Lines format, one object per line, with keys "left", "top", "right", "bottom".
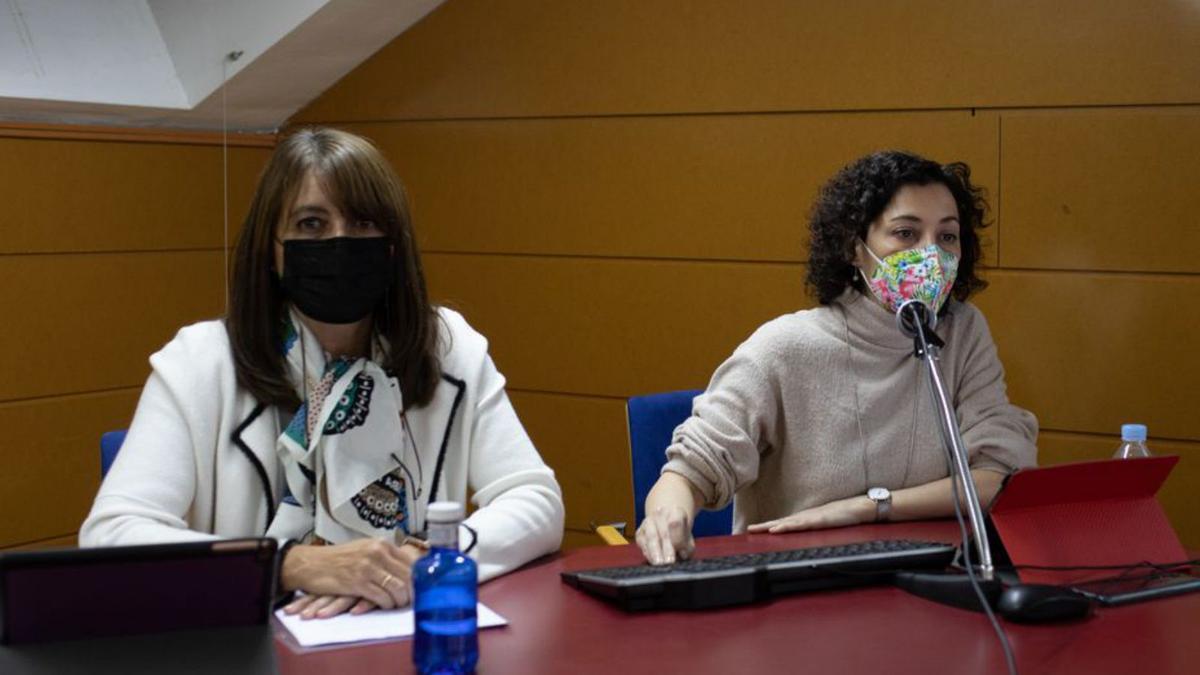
{"left": 0, "top": 0, "right": 443, "bottom": 132}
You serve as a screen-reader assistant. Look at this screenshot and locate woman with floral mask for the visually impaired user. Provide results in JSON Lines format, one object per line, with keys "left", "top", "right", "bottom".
{"left": 81, "top": 128, "right": 565, "bottom": 618}
{"left": 637, "top": 150, "right": 1037, "bottom": 565}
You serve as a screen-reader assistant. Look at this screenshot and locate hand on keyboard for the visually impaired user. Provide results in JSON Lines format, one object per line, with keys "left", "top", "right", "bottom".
{"left": 564, "top": 539, "right": 958, "bottom": 611}
{"left": 636, "top": 505, "right": 695, "bottom": 565}
{"left": 747, "top": 496, "right": 876, "bottom": 534}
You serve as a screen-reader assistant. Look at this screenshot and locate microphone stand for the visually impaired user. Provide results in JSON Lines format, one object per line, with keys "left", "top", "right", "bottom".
{"left": 892, "top": 300, "right": 1002, "bottom": 611}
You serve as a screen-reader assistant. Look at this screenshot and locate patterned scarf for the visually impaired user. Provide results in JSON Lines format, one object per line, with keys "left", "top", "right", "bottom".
{"left": 265, "top": 308, "right": 415, "bottom": 544}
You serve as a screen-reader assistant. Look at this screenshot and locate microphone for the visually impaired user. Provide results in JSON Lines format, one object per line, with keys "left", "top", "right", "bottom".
{"left": 895, "top": 299, "right": 936, "bottom": 338}
{"left": 895, "top": 299, "right": 944, "bottom": 357}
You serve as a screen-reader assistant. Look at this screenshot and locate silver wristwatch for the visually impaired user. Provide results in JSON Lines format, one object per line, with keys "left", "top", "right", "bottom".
{"left": 867, "top": 487, "right": 892, "bottom": 522}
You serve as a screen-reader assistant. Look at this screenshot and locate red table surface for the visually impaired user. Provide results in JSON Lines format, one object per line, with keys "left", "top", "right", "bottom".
{"left": 273, "top": 520, "right": 1200, "bottom": 675}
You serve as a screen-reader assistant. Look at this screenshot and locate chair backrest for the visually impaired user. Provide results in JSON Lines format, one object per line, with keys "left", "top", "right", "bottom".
{"left": 100, "top": 430, "right": 127, "bottom": 478}
{"left": 626, "top": 390, "right": 732, "bottom": 537}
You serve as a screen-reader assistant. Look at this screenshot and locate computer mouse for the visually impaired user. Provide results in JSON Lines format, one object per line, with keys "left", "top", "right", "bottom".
{"left": 997, "top": 583, "right": 1093, "bottom": 623}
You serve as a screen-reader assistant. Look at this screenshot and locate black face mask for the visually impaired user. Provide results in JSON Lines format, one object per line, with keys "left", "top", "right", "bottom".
{"left": 280, "top": 236, "right": 392, "bottom": 324}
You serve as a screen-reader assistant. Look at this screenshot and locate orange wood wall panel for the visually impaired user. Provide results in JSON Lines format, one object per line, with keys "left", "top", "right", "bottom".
{"left": 425, "top": 254, "right": 809, "bottom": 398}
{"left": 509, "top": 391, "right": 632, "bottom": 533}
{"left": 295, "top": 1, "right": 1200, "bottom": 547}
{"left": 0, "top": 390, "right": 140, "bottom": 547}
{"left": 0, "top": 251, "right": 225, "bottom": 402}
{"left": 974, "top": 271, "right": 1200, "bottom": 442}
{"left": 7, "top": 1, "right": 1181, "bottom": 550}
{"left": 999, "top": 111, "right": 1200, "bottom": 273}
{"left": 343, "top": 112, "right": 998, "bottom": 264}
{"left": 561, "top": 528, "right": 606, "bottom": 552}
{"left": 1039, "top": 432, "right": 1200, "bottom": 550}
{"left": 2, "top": 137, "right": 270, "bottom": 254}
{"left": 2, "top": 127, "right": 267, "bottom": 549}
{"left": 0, "top": 535, "right": 80, "bottom": 551}
{"left": 296, "top": 0, "right": 1200, "bottom": 122}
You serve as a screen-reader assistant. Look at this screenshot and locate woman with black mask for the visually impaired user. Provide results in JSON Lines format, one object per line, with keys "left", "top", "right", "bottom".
{"left": 81, "top": 128, "right": 565, "bottom": 619}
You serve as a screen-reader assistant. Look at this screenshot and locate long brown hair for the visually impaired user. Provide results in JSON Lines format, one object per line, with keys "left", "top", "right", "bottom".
{"left": 227, "top": 127, "right": 441, "bottom": 409}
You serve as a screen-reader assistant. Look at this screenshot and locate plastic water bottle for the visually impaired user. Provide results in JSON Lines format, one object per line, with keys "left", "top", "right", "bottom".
{"left": 1113, "top": 424, "right": 1152, "bottom": 459}
{"left": 413, "top": 501, "right": 478, "bottom": 675}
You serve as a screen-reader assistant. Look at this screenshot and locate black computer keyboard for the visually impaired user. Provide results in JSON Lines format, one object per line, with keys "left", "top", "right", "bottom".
{"left": 561, "top": 539, "right": 957, "bottom": 611}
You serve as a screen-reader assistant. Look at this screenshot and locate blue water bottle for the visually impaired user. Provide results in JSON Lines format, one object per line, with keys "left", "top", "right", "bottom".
{"left": 413, "top": 501, "right": 478, "bottom": 674}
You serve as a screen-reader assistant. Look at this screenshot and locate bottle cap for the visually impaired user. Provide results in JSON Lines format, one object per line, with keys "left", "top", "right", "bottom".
{"left": 426, "top": 501, "right": 465, "bottom": 523}
{"left": 1121, "top": 424, "right": 1147, "bottom": 442}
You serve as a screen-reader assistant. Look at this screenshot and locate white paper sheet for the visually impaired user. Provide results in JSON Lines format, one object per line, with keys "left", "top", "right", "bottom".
{"left": 276, "top": 602, "right": 507, "bottom": 647}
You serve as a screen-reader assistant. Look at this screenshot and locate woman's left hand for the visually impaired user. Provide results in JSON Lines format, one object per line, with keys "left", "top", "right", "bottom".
{"left": 747, "top": 496, "right": 875, "bottom": 534}
{"left": 281, "top": 540, "right": 429, "bottom": 619}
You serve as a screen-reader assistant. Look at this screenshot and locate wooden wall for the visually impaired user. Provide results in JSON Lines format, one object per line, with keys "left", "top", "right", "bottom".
{"left": 294, "top": 0, "right": 1200, "bottom": 549}
{"left": 0, "top": 124, "right": 272, "bottom": 550}
{"left": 8, "top": 0, "right": 1195, "bottom": 554}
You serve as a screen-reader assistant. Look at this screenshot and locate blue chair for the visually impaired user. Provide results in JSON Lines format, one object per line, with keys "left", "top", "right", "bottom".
{"left": 627, "top": 389, "right": 733, "bottom": 538}
{"left": 100, "top": 430, "right": 127, "bottom": 478}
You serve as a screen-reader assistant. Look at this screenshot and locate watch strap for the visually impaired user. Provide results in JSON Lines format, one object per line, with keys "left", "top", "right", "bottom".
{"left": 868, "top": 488, "right": 892, "bottom": 522}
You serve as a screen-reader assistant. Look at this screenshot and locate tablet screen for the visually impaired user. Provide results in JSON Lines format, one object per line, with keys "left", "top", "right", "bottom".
{"left": 0, "top": 539, "right": 276, "bottom": 644}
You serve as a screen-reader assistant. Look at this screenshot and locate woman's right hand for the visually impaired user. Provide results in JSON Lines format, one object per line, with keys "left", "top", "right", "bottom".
{"left": 636, "top": 504, "right": 695, "bottom": 565}
{"left": 280, "top": 538, "right": 424, "bottom": 614}
{"left": 636, "top": 472, "right": 704, "bottom": 565}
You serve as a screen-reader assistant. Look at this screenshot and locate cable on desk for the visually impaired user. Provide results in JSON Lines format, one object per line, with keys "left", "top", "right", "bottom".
{"left": 947, "top": 466, "right": 1018, "bottom": 675}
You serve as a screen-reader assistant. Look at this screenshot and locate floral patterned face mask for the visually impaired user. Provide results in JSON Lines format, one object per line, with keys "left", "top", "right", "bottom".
{"left": 860, "top": 243, "right": 959, "bottom": 314}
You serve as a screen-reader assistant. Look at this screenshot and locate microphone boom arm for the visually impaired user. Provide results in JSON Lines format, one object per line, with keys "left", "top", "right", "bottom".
{"left": 897, "top": 300, "right": 995, "bottom": 581}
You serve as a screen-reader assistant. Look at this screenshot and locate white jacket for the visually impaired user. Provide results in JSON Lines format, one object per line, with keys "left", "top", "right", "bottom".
{"left": 80, "top": 309, "right": 564, "bottom": 582}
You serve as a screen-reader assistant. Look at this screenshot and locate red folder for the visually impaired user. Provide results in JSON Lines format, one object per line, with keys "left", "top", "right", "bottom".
{"left": 988, "top": 456, "right": 1186, "bottom": 585}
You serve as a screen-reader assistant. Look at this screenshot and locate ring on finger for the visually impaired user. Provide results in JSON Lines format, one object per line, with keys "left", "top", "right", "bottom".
{"left": 380, "top": 573, "right": 395, "bottom": 588}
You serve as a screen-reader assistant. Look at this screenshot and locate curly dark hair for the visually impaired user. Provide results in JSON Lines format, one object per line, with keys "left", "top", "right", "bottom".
{"left": 805, "top": 150, "right": 989, "bottom": 307}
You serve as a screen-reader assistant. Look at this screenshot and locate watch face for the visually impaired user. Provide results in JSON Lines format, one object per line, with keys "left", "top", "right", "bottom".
{"left": 868, "top": 487, "right": 890, "bottom": 501}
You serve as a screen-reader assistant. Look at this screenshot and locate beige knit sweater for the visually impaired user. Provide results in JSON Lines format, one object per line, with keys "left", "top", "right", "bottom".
{"left": 663, "top": 290, "right": 1038, "bottom": 533}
